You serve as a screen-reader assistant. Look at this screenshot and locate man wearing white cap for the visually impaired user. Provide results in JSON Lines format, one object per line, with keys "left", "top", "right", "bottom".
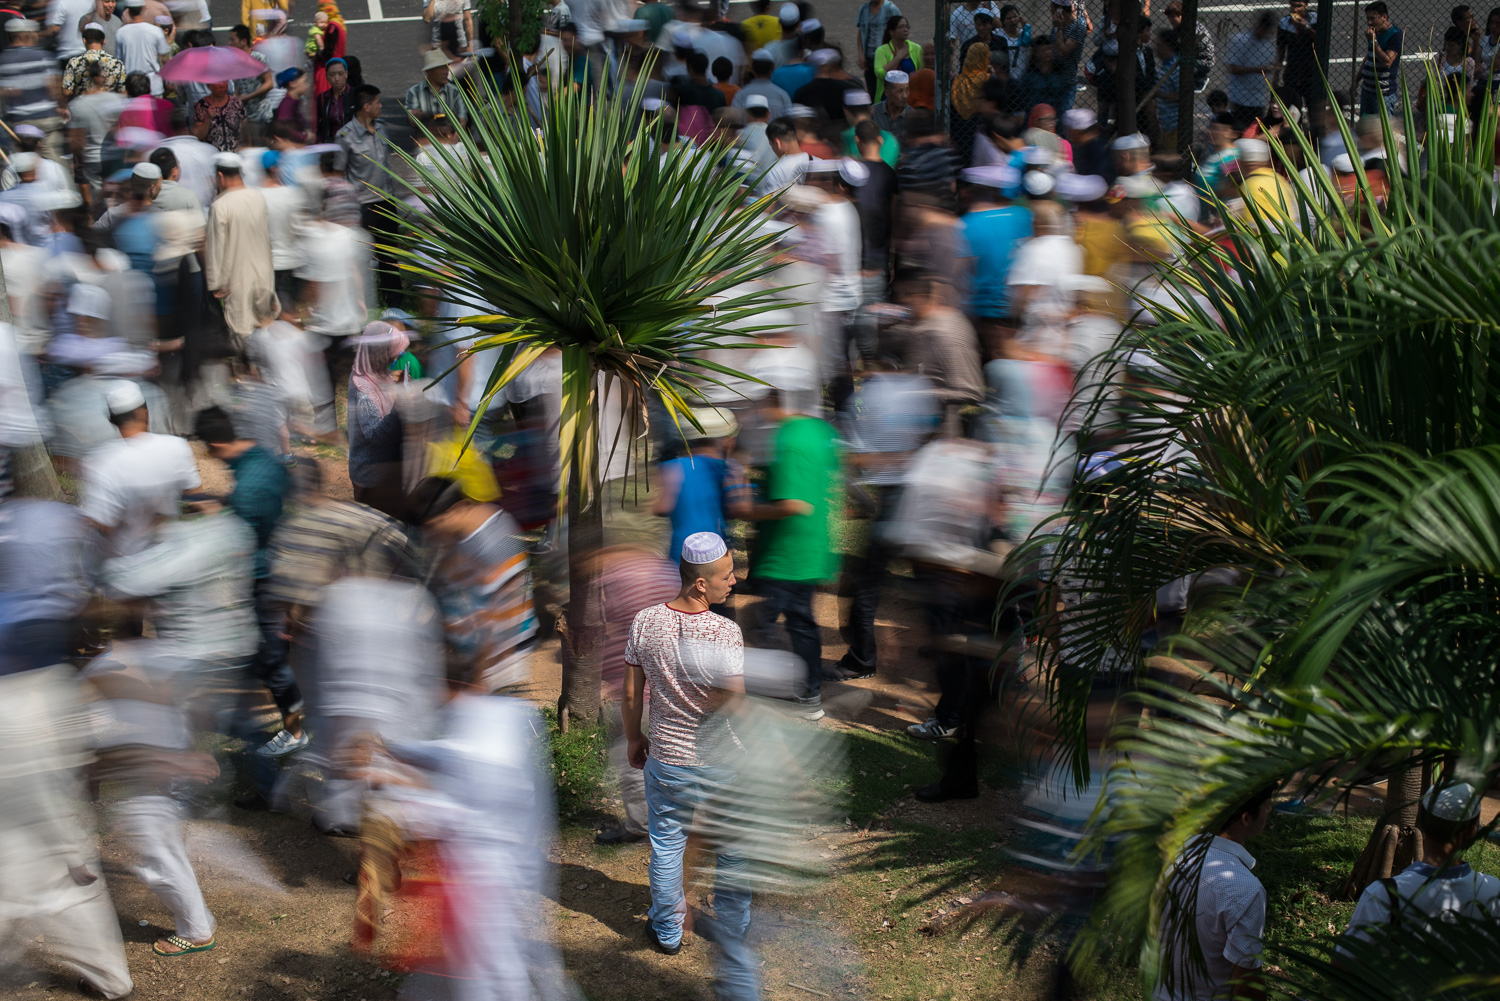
{"left": 79, "top": 380, "right": 201, "bottom": 557}
{"left": 0, "top": 19, "right": 62, "bottom": 150}
{"left": 113, "top": 0, "right": 168, "bottom": 95}
{"left": 764, "top": 2, "right": 801, "bottom": 66}
{"left": 731, "top": 47, "right": 792, "bottom": 119}
{"left": 0, "top": 152, "right": 54, "bottom": 247}
{"left": 1233, "top": 136, "right": 1295, "bottom": 222}
{"left": 1343, "top": 782, "right": 1500, "bottom": 944}
{"left": 205, "top": 151, "right": 279, "bottom": 351}
{"left": 735, "top": 93, "right": 777, "bottom": 174}
{"left": 621, "top": 532, "right": 753, "bottom": 959}
{"left": 872, "top": 68, "right": 917, "bottom": 143}
{"left": 841, "top": 88, "right": 896, "bottom": 166}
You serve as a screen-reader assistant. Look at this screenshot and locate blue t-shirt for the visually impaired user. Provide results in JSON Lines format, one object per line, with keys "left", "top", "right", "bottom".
{"left": 771, "top": 63, "right": 816, "bottom": 100}
{"left": 665, "top": 454, "right": 730, "bottom": 561}
{"left": 961, "top": 206, "right": 1033, "bottom": 319}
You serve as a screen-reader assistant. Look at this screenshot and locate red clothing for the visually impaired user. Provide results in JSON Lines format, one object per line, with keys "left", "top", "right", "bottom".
{"left": 118, "top": 95, "right": 173, "bottom": 136}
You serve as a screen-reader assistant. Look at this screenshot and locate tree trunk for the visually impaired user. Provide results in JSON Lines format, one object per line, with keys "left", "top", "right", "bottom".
{"left": 556, "top": 393, "right": 604, "bottom": 733}
{"left": 1116, "top": 0, "right": 1140, "bottom": 137}
{"left": 1341, "top": 760, "right": 1425, "bottom": 899}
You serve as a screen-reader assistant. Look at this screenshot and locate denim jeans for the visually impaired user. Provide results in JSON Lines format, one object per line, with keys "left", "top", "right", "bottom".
{"left": 643, "top": 757, "right": 760, "bottom": 1000}
{"left": 752, "top": 579, "right": 823, "bottom": 700}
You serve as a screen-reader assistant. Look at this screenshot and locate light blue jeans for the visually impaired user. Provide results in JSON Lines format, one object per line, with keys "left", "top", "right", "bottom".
{"left": 644, "top": 756, "right": 759, "bottom": 1000}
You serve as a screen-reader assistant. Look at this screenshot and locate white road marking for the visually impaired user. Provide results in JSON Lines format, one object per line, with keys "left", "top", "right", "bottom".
{"left": 366, "top": 0, "right": 384, "bottom": 21}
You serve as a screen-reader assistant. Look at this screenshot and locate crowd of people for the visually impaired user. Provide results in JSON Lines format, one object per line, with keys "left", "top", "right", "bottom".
{"left": 0, "top": 0, "right": 1496, "bottom": 998}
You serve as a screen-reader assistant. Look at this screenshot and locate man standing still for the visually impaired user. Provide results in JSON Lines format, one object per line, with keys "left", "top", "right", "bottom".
{"left": 623, "top": 532, "right": 757, "bottom": 999}
{"left": 1358, "top": 0, "right": 1402, "bottom": 114}
{"left": 337, "top": 84, "right": 401, "bottom": 307}
{"left": 1225, "top": 11, "right": 1278, "bottom": 129}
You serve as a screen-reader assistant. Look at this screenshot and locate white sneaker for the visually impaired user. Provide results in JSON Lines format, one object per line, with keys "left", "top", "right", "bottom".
{"left": 793, "top": 696, "right": 825, "bottom": 722}
{"left": 906, "top": 718, "right": 959, "bottom": 741}
{"left": 256, "top": 729, "right": 310, "bottom": 757}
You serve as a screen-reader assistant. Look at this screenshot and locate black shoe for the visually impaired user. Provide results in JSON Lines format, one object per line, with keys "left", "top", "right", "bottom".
{"left": 644, "top": 920, "right": 681, "bottom": 956}
{"left": 595, "top": 825, "right": 645, "bottom": 845}
{"left": 234, "top": 792, "right": 271, "bottom": 811}
{"left": 914, "top": 780, "right": 980, "bottom": 803}
{"left": 316, "top": 822, "right": 360, "bottom": 838}
{"left": 833, "top": 659, "right": 877, "bottom": 681}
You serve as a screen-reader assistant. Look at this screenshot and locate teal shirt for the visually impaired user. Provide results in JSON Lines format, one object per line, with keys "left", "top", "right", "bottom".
{"left": 842, "top": 124, "right": 900, "bottom": 167}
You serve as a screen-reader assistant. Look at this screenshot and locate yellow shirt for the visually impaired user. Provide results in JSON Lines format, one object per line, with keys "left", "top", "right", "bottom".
{"left": 1075, "top": 214, "right": 1128, "bottom": 278}
{"left": 1239, "top": 167, "right": 1297, "bottom": 221}
{"left": 740, "top": 14, "right": 783, "bottom": 53}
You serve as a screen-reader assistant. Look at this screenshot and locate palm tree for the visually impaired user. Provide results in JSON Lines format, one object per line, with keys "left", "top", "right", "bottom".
{"left": 1003, "top": 86, "right": 1500, "bottom": 994}
{"left": 386, "top": 69, "right": 786, "bottom": 726}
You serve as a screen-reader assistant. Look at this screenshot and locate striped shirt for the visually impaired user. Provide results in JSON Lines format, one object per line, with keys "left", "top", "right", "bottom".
{"left": 265, "top": 499, "right": 417, "bottom": 609}
{"left": 431, "top": 508, "right": 538, "bottom": 692}
{"left": 0, "top": 44, "right": 59, "bottom": 120}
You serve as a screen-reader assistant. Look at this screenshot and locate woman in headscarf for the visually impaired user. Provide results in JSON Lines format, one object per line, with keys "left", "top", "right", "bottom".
{"left": 316, "top": 57, "right": 355, "bottom": 141}
{"left": 908, "top": 63, "right": 936, "bottom": 110}
{"left": 1023, "top": 103, "right": 1072, "bottom": 161}
{"left": 312, "top": 1, "right": 347, "bottom": 95}
{"left": 272, "top": 67, "right": 311, "bottom": 143}
{"left": 347, "top": 321, "right": 412, "bottom": 516}
{"left": 950, "top": 44, "right": 992, "bottom": 166}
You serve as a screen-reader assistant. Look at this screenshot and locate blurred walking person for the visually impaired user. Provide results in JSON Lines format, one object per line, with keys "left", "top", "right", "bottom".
{"left": 204, "top": 151, "right": 278, "bottom": 355}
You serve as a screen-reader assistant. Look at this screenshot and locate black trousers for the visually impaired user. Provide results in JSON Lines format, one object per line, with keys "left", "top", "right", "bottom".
{"left": 360, "top": 201, "right": 404, "bottom": 308}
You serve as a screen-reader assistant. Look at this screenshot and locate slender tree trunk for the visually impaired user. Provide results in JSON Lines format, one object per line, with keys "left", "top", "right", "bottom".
{"left": 1341, "top": 760, "right": 1425, "bottom": 898}
{"left": 556, "top": 391, "right": 604, "bottom": 732}
{"left": 1116, "top": 0, "right": 1140, "bottom": 136}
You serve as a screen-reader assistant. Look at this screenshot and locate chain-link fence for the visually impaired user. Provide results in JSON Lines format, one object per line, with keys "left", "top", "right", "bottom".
{"left": 930, "top": 0, "right": 1491, "bottom": 150}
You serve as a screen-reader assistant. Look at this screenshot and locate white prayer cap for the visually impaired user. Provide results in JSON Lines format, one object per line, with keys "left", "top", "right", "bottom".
{"left": 681, "top": 531, "right": 729, "bottom": 564}
{"left": 1054, "top": 172, "right": 1108, "bottom": 202}
{"left": 1023, "top": 170, "right": 1055, "bottom": 196}
{"left": 805, "top": 158, "right": 840, "bottom": 174}
{"left": 1110, "top": 132, "right": 1149, "bottom": 151}
{"left": 786, "top": 103, "right": 817, "bottom": 119}
{"left": 799, "top": 18, "right": 821, "bottom": 32}
{"left": 883, "top": 69, "right": 908, "bottom": 85}
{"left": 68, "top": 282, "right": 112, "bottom": 320}
{"left": 744, "top": 93, "right": 769, "bottom": 109}
{"left": 961, "top": 164, "right": 1018, "bottom": 189}
{"left": 10, "top": 152, "right": 39, "bottom": 173}
{"left": 1331, "top": 153, "right": 1355, "bottom": 173}
{"left": 106, "top": 380, "right": 147, "bottom": 415}
{"left": 1061, "top": 108, "right": 1096, "bottom": 132}
{"left": 38, "top": 189, "right": 83, "bottom": 212}
{"left": 5, "top": 17, "right": 39, "bottom": 30}
{"left": 1235, "top": 137, "right": 1271, "bottom": 162}
{"left": 843, "top": 89, "right": 872, "bottom": 107}
{"left": 778, "top": 2, "right": 799, "bottom": 23}
{"left": 83, "top": 21, "right": 103, "bottom": 31}
{"left": 642, "top": 97, "right": 664, "bottom": 111}
{"left": 808, "top": 47, "right": 837, "bottom": 66}
{"left": 839, "top": 157, "right": 869, "bottom": 186}
{"left": 15, "top": 123, "right": 44, "bottom": 139}
{"left": 153, "top": 14, "right": 173, "bottom": 25}
{"left": 1421, "top": 782, "right": 1482, "bottom": 822}
{"left": 671, "top": 29, "right": 693, "bottom": 48}
{"left": 686, "top": 405, "right": 738, "bottom": 440}
{"left": 132, "top": 161, "right": 162, "bottom": 180}
{"left": 751, "top": 47, "right": 773, "bottom": 61}
{"left": 1021, "top": 145, "right": 1055, "bottom": 166}
{"left": 214, "top": 151, "right": 244, "bottom": 170}
{"left": 1119, "top": 173, "right": 1160, "bottom": 199}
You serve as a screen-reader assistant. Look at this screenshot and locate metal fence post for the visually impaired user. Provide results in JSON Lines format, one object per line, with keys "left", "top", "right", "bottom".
{"left": 1315, "top": 0, "right": 1334, "bottom": 95}
{"left": 935, "top": 0, "right": 949, "bottom": 131}
{"left": 1177, "top": 0, "right": 1199, "bottom": 155}
{"left": 1117, "top": 0, "right": 1141, "bottom": 134}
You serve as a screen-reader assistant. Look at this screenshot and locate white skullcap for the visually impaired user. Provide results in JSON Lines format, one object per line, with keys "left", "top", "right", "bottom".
{"left": 83, "top": 20, "right": 103, "bottom": 31}
{"left": 805, "top": 158, "right": 840, "bottom": 174}
{"left": 10, "top": 151, "right": 39, "bottom": 173}
{"left": 1421, "top": 782, "right": 1482, "bottom": 822}
{"left": 1120, "top": 173, "right": 1160, "bottom": 199}
{"left": 153, "top": 14, "right": 173, "bottom": 25}
{"left": 751, "top": 47, "right": 773, "bottom": 61}
{"left": 786, "top": 103, "right": 817, "bottom": 119}
{"left": 38, "top": 189, "right": 83, "bottom": 212}
{"left": 778, "top": 2, "right": 799, "bottom": 22}
{"left": 1331, "top": 153, "right": 1355, "bottom": 172}
{"left": 1021, "top": 145, "right": 1055, "bottom": 166}
{"left": 5, "top": 17, "right": 39, "bottom": 30}
{"left": 1024, "top": 170, "right": 1055, "bottom": 196}
{"left": 808, "top": 47, "right": 837, "bottom": 66}
{"left": 14, "top": 123, "right": 44, "bottom": 139}
{"left": 1110, "top": 132, "right": 1149, "bottom": 151}
{"left": 1054, "top": 172, "right": 1108, "bottom": 202}
{"left": 681, "top": 531, "right": 729, "bottom": 564}
{"left": 642, "top": 97, "right": 664, "bottom": 111}
{"left": 1235, "top": 137, "right": 1271, "bottom": 162}
{"left": 1061, "top": 108, "right": 1096, "bottom": 132}
{"left": 744, "top": 94, "right": 769, "bottom": 109}
{"left": 961, "top": 164, "right": 1019, "bottom": 189}
{"left": 883, "top": 69, "right": 909, "bottom": 85}
{"left": 671, "top": 29, "right": 692, "bottom": 48}
{"left": 843, "top": 89, "right": 872, "bottom": 106}
{"left": 838, "top": 157, "right": 869, "bottom": 186}
{"left": 132, "top": 161, "right": 162, "bottom": 180}
{"left": 214, "top": 151, "right": 244, "bottom": 170}
{"left": 799, "top": 18, "right": 821, "bottom": 32}
{"left": 68, "top": 282, "right": 112, "bottom": 320}
{"left": 686, "top": 405, "right": 738, "bottom": 440}
{"left": 106, "top": 379, "right": 147, "bottom": 415}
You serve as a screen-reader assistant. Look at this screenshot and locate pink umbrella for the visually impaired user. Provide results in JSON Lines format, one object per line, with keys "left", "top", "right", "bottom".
{"left": 159, "top": 46, "right": 268, "bottom": 84}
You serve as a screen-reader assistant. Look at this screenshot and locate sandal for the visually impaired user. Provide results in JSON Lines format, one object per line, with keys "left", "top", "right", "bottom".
{"left": 152, "top": 934, "right": 216, "bottom": 956}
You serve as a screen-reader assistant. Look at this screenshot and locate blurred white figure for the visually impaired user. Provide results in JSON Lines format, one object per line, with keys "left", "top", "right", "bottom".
{"left": 361, "top": 693, "right": 579, "bottom": 1001}
{"left": 1007, "top": 201, "right": 1083, "bottom": 352}
{"left": 249, "top": 312, "right": 336, "bottom": 436}
{"left": 296, "top": 190, "right": 372, "bottom": 347}
{"left": 298, "top": 575, "right": 442, "bottom": 836}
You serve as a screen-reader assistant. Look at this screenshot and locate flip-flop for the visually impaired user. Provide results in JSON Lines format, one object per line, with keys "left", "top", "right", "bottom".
{"left": 152, "top": 934, "right": 216, "bottom": 956}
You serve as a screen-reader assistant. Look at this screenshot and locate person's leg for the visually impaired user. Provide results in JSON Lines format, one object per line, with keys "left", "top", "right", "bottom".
{"left": 111, "top": 795, "right": 216, "bottom": 943}
{"left": 35, "top": 873, "right": 135, "bottom": 998}
{"left": 839, "top": 487, "right": 899, "bottom": 674}
{"left": 250, "top": 580, "right": 303, "bottom": 725}
{"left": 643, "top": 757, "right": 696, "bottom": 948}
{"left": 604, "top": 699, "right": 648, "bottom": 837}
{"left": 360, "top": 203, "right": 403, "bottom": 308}
{"left": 781, "top": 582, "right": 824, "bottom": 698}
{"left": 702, "top": 846, "right": 759, "bottom": 1001}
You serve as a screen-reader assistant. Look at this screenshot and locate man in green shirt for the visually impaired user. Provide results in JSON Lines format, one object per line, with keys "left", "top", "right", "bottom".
{"left": 842, "top": 89, "right": 899, "bottom": 165}
{"left": 745, "top": 409, "right": 840, "bottom": 720}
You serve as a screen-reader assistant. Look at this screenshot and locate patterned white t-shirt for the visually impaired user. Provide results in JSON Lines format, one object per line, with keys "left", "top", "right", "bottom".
{"left": 624, "top": 603, "right": 744, "bottom": 768}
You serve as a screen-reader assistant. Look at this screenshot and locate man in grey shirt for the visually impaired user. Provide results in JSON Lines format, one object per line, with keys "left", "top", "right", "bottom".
{"left": 730, "top": 49, "right": 792, "bottom": 119}
{"left": 336, "top": 84, "right": 402, "bottom": 305}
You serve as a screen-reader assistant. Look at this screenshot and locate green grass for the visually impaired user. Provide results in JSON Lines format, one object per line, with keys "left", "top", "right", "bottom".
{"left": 540, "top": 706, "right": 609, "bottom": 821}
